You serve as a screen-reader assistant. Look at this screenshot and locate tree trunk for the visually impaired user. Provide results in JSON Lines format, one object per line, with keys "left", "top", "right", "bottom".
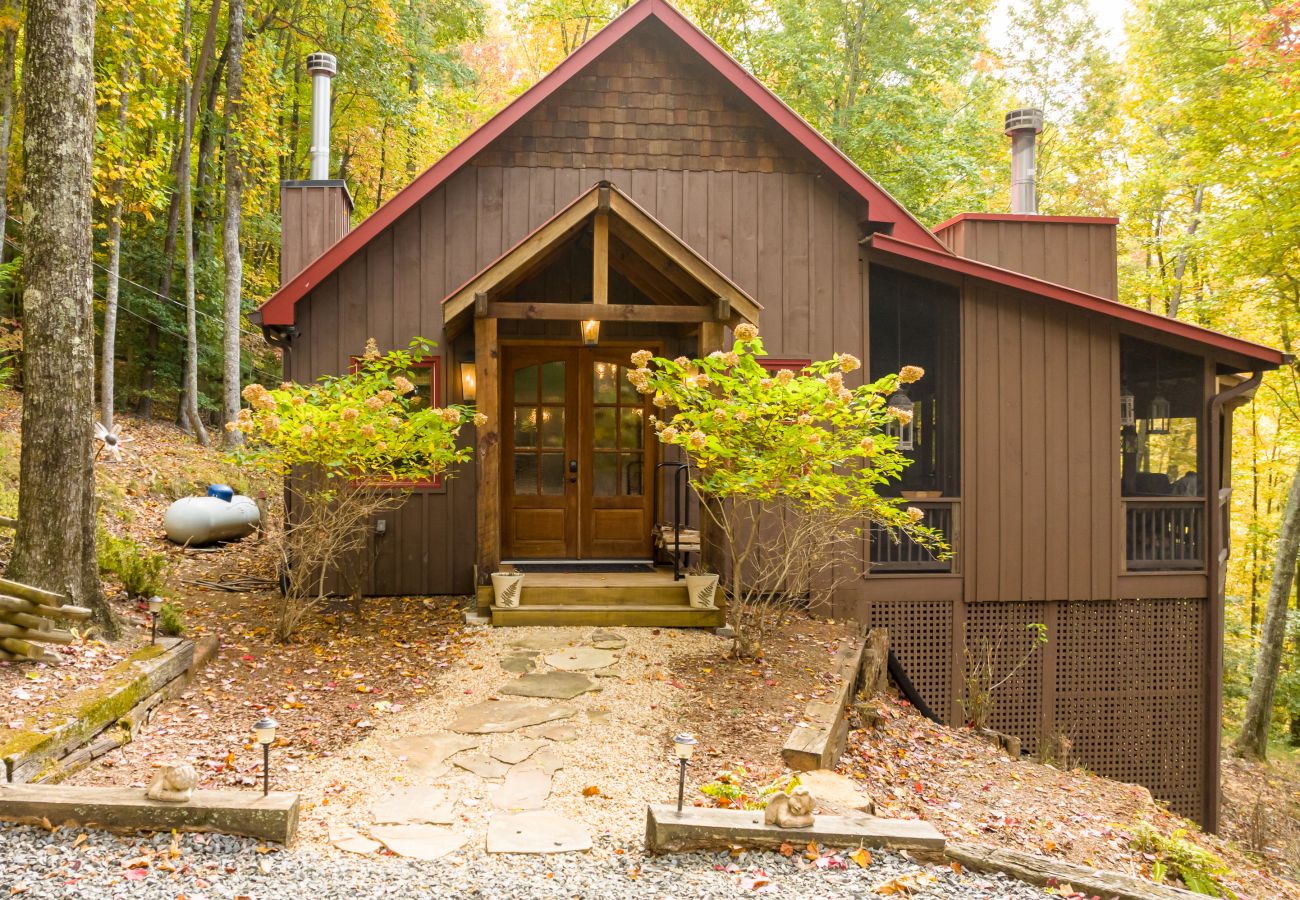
{"left": 12, "top": 0, "right": 116, "bottom": 636}
{"left": 179, "top": 0, "right": 218, "bottom": 447}
{"left": 0, "top": 6, "right": 17, "bottom": 266}
{"left": 221, "top": 0, "right": 244, "bottom": 446}
{"left": 1166, "top": 185, "right": 1203, "bottom": 319}
{"left": 1234, "top": 454, "right": 1300, "bottom": 759}
{"left": 101, "top": 80, "right": 129, "bottom": 430}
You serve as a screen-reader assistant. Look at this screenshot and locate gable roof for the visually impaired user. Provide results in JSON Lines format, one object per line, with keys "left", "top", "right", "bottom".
{"left": 442, "top": 180, "right": 762, "bottom": 328}
{"left": 866, "top": 233, "right": 1286, "bottom": 370}
{"left": 255, "top": 0, "right": 945, "bottom": 326}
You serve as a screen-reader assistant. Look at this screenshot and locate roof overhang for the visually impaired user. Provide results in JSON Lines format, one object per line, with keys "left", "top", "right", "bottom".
{"left": 256, "top": 0, "right": 945, "bottom": 327}
{"left": 866, "top": 232, "right": 1286, "bottom": 372}
{"left": 442, "top": 180, "right": 762, "bottom": 334}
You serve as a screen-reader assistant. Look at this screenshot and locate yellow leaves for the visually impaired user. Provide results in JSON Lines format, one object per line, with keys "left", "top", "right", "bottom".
{"left": 803, "top": 840, "right": 820, "bottom": 861}
{"left": 581, "top": 785, "right": 602, "bottom": 798}
{"left": 849, "top": 846, "right": 873, "bottom": 868}
{"left": 873, "top": 872, "right": 937, "bottom": 895}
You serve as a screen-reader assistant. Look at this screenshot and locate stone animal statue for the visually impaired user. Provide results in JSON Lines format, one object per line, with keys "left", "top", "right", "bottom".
{"left": 763, "top": 784, "right": 815, "bottom": 828}
{"left": 146, "top": 763, "right": 198, "bottom": 804}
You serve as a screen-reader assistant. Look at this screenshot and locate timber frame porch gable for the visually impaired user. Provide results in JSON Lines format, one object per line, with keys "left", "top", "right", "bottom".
{"left": 440, "top": 180, "right": 762, "bottom": 337}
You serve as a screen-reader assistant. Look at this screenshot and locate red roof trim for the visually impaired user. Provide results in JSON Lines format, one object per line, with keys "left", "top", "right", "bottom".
{"left": 257, "top": 0, "right": 944, "bottom": 326}
{"left": 932, "top": 212, "right": 1120, "bottom": 232}
{"left": 867, "top": 233, "right": 1284, "bottom": 368}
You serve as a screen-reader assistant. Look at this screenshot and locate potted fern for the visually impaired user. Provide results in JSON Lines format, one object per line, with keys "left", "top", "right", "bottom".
{"left": 491, "top": 570, "right": 525, "bottom": 608}
{"left": 684, "top": 561, "right": 719, "bottom": 609}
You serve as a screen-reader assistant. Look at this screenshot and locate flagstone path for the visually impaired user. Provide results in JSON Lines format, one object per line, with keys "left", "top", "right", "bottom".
{"left": 326, "top": 627, "right": 632, "bottom": 859}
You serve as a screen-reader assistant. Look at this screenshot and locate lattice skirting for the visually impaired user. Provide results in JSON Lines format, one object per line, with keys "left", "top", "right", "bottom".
{"left": 852, "top": 596, "right": 1209, "bottom": 825}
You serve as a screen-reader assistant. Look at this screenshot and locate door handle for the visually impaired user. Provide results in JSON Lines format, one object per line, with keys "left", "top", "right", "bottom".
{"left": 569, "top": 459, "right": 578, "bottom": 482}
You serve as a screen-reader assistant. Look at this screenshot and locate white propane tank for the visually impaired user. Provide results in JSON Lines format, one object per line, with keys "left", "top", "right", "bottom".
{"left": 163, "top": 495, "right": 260, "bottom": 546}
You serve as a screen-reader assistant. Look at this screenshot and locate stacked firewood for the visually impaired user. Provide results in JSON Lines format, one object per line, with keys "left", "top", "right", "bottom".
{"left": 654, "top": 523, "right": 701, "bottom": 554}
{"left": 0, "top": 577, "right": 91, "bottom": 664}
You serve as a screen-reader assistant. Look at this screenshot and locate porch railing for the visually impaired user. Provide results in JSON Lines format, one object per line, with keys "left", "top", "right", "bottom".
{"left": 870, "top": 500, "right": 957, "bottom": 573}
{"left": 1124, "top": 498, "right": 1204, "bottom": 571}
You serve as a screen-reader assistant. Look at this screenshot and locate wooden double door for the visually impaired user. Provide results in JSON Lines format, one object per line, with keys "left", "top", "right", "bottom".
{"left": 502, "top": 346, "right": 655, "bottom": 560}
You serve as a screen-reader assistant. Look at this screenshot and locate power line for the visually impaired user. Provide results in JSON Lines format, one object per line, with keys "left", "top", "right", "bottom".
{"left": 6, "top": 214, "right": 265, "bottom": 340}
{"left": 2, "top": 233, "right": 276, "bottom": 377}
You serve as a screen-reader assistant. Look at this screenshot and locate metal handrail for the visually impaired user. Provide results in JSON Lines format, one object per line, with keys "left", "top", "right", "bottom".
{"left": 653, "top": 461, "right": 693, "bottom": 580}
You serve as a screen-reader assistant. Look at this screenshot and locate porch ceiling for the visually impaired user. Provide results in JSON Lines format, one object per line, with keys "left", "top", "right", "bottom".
{"left": 441, "top": 180, "right": 762, "bottom": 332}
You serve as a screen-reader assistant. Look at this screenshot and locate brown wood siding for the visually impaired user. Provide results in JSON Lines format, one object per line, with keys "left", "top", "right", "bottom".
{"left": 290, "top": 160, "right": 866, "bottom": 594}
{"left": 941, "top": 219, "right": 1118, "bottom": 300}
{"left": 280, "top": 183, "right": 350, "bottom": 283}
{"left": 960, "top": 282, "right": 1119, "bottom": 602}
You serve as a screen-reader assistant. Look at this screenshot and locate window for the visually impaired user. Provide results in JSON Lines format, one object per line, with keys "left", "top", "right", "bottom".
{"left": 1119, "top": 339, "right": 1201, "bottom": 497}
{"left": 1120, "top": 338, "right": 1204, "bottom": 571}
{"left": 351, "top": 356, "right": 444, "bottom": 489}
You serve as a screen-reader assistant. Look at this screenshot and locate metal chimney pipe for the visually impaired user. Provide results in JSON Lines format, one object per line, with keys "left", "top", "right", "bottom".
{"left": 1004, "top": 108, "right": 1043, "bottom": 215}
{"left": 306, "top": 52, "right": 337, "bottom": 180}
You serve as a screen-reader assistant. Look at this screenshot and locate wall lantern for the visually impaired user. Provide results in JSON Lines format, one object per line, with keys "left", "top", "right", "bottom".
{"left": 672, "top": 732, "right": 698, "bottom": 813}
{"left": 1147, "top": 394, "right": 1171, "bottom": 435}
{"left": 1119, "top": 386, "right": 1135, "bottom": 427}
{"left": 886, "top": 388, "right": 915, "bottom": 451}
{"left": 580, "top": 319, "right": 601, "bottom": 346}
{"left": 253, "top": 716, "right": 278, "bottom": 796}
{"left": 459, "top": 361, "right": 477, "bottom": 403}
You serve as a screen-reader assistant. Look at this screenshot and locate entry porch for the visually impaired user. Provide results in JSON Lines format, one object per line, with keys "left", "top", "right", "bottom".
{"left": 443, "top": 180, "right": 759, "bottom": 626}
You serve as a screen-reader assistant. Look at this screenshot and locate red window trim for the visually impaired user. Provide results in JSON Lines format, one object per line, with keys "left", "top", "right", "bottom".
{"left": 759, "top": 357, "right": 812, "bottom": 373}
{"left": 349, "top": 355, "right": 445, "bottom": 490}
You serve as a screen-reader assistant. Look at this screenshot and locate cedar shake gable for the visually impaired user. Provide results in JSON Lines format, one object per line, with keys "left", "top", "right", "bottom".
{"left": 255, "top": 0, "right": 944, "bottom": 327}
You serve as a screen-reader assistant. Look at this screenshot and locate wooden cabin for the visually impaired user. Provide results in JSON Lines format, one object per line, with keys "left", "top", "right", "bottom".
{"left": 252, "top": 0, "right": 1285, "bottom": 829}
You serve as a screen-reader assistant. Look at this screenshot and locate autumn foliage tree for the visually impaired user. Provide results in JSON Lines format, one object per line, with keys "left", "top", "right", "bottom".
{"left": 230, "top": 338, "right": 479, "bottom": 640}
{"left": 629, "top": 326, "right": 945, "bottom": 657}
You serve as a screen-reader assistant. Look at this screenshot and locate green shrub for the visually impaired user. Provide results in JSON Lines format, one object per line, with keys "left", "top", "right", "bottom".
{"left": 97, "top": 530, "right": 169, "bottom": 598}
{"left": 1131, "top": 822, "right": 1237, "bottom": 898}
{"left": 158, "top": 601, "right": 184, "bottom": 636}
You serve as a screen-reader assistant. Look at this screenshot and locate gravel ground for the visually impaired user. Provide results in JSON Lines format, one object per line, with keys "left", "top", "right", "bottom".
{"left": 0, "top": 825, "right": 1053, "bottom": 899}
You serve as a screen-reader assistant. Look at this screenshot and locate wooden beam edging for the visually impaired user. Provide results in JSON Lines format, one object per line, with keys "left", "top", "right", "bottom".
{"left": 946, "top": 843, "right": 1204, "bottom": 900}
{"left": 781, "top": 628, "right": 885, "bottom": 771}
{"left": 644, "top": 804, "right": 944, "bottom": 856}
{"left": 0, "top": 784, "right": 298, "bottom": 845}
{"left": 2, "top": 636, "right": 218, "bottom": 785}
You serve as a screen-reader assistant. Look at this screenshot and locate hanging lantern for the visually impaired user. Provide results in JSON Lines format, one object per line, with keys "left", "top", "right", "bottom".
{"left": 886, "top": 388, "right": 915, "bottom": 451}
{"left": 1148, "top": 394, "right": 1171, "bottom": 435}
{"left": 1119, "top": 386, "right": 1135, "bottom": 427}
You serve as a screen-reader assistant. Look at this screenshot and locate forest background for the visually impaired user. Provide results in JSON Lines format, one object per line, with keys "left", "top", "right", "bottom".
{"left": 0, "top": 0, "right": 1294, "bottom": 746}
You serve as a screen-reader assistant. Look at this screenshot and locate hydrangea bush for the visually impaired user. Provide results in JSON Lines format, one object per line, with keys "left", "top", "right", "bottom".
{"left": 229, "top": 338, "right": 478, "bottom": 640}
{"left": 629, "top": 325, "right": 945, "bottom": 657}
{"left": 230, "top": 338, "right": 481, "bottom": 480}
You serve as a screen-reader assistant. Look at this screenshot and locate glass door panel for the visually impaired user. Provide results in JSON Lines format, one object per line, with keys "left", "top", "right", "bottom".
{"left": 503, "top": 350, "right": 577, "bottom": 559}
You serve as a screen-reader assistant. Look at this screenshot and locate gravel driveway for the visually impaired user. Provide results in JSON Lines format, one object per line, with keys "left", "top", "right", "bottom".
{"left": 0, "top": 825, "right": 1052, "bottom": 899}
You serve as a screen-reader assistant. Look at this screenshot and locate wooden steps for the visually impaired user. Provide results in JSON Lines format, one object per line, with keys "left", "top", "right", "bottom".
{"left": 478, "top": 567, "right": 725, "bottom": 627}
{"left": 490, "top": 603, "right": 725, "bottom": 628}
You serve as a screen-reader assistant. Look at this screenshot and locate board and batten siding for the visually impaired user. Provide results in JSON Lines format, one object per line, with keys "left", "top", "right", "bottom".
{"left": 960, "top": 282, "right": 1120, "bottom": 603}
{"left": 289, "top": 162, "right": 870, "bottom": 595}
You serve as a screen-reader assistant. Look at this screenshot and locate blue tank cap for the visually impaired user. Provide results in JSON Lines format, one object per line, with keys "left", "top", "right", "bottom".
{"left": 206, "top": 484, "right": 235, "bottom": 502}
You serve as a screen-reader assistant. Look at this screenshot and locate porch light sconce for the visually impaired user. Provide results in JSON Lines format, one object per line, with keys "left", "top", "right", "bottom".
{"left": 886, "top": 388, "right": 915, "bottom": 451}
{"left": 672, "top": 732, "right": 698, "bottom": 813}
{"left": 580, "top": 319, "right": 601, "bottom": 346}
{"left": 1119, "top": 386, "right": 1135, "bottom": 427}
{"left": 1148, "top": 394, "right": 1171, "bottom": 435}
{"left": 459, "top": 361, "right": 477, "bottom": 403}
{"left": 253, "top": 716, "right": 278, "bottom": 796}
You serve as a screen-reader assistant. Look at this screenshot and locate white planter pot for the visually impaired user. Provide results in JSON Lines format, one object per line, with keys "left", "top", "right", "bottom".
{"left": 685, "top": 574, "right": 719, "bottom": 609}
{"left": 491, "top": 572, "right": 525, "bottom": 608}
